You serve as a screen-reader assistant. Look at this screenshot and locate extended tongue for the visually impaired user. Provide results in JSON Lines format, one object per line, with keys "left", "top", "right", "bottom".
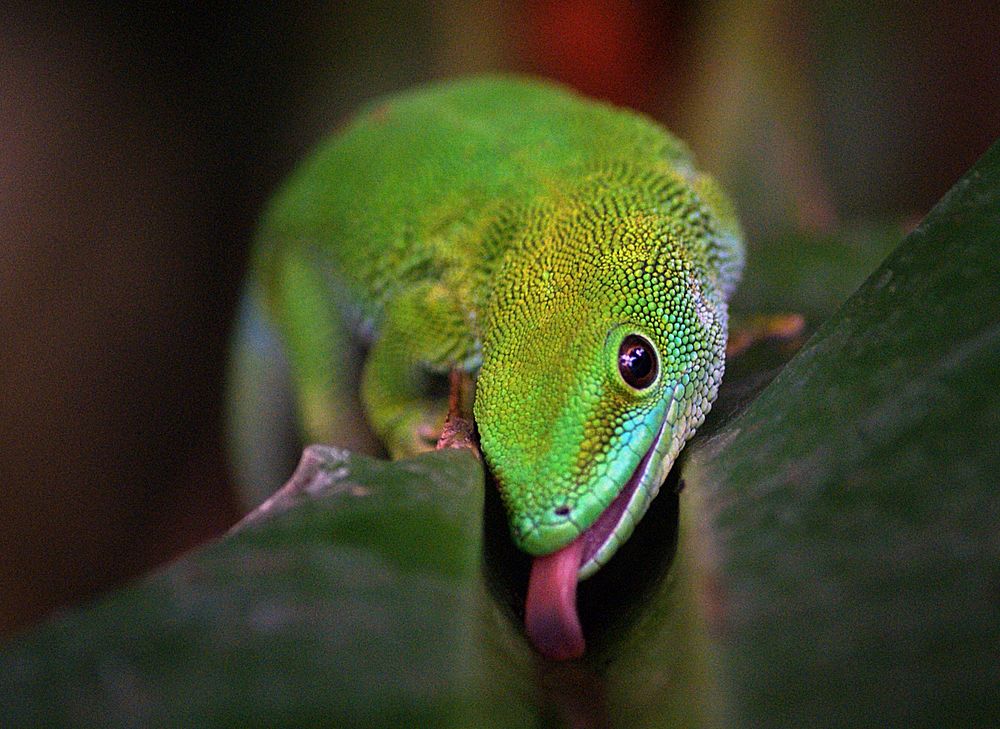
{"left": 524, "top": 535, "right": 586, "bottom": 660}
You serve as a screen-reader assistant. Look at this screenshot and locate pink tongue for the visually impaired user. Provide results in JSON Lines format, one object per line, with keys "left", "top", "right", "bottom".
{"left": 524, "top": 535, "right": 586, "bottom": 660}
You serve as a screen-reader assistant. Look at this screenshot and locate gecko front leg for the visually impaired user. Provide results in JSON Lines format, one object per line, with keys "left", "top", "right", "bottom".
{"left": 361, "top": 282, "right": 476, "bottom": 459}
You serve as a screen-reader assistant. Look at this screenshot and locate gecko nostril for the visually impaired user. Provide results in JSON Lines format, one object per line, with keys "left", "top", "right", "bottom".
{"left": 554, "top": 506, "right": 570, "bottom": 516}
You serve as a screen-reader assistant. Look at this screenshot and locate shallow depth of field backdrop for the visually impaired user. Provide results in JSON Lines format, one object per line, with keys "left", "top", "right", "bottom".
{"left": 2, "top": 0, "right": 997, "bottom": 655}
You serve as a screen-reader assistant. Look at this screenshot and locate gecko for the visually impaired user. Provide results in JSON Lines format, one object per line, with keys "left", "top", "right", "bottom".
{"left": 245, "top": 76, "right": 744, "bottom": 660}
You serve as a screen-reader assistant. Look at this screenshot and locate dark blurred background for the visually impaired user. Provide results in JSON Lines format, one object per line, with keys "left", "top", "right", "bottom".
{"left": 2, "top": 1, "right": 998, "bottom": 634}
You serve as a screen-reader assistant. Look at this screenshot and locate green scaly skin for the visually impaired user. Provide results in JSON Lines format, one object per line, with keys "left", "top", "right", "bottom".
{"left": 254, "top": 76, "right": 743, "bottom": 578}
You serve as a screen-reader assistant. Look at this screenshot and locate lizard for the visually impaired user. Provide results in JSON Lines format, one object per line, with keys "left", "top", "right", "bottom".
{"left": 243, "top": 76, "right": 744, "bottom": 660}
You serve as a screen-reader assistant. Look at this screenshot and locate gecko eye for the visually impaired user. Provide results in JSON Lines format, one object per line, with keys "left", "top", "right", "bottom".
{"left": 618, "top": 334, "right": 658, "bottom": 389}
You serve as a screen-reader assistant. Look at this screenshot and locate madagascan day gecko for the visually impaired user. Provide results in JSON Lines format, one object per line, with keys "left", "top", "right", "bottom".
{"left": 246, "top": 76, "right": 744, "bottom": 660}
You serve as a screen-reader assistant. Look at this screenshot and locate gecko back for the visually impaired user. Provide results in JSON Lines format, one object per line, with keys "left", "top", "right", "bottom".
{"left": 255, "top": 76, "right": 742, "bottom": 334}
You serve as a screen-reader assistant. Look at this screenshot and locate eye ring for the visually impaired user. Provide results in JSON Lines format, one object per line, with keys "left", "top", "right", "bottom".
{"left": 618, "top": 334, "right": 658, "bottom": 389}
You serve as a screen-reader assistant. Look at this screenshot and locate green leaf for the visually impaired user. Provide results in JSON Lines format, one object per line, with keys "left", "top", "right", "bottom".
{"left": 684, "top": 139, "right": 1000, "bottom": 726}
{"left": 0, "top": 448, "right": 535, "bottom": 728}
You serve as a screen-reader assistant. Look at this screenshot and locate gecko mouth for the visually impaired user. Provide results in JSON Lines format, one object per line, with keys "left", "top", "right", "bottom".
{"left": 577, "top": 416, "right": 668, "bottom": 573}
{"left": 524, "top": 416, "right": 669, "bottom": 660}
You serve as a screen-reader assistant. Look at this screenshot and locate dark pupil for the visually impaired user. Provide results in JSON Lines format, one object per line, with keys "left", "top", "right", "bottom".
{"left": 618, "top": 335, "right": 657, "bottom": 388}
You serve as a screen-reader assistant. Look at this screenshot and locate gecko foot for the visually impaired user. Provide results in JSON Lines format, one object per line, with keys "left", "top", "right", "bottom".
{"left": 435, "top": 413, "right": 479, "bottom": 455}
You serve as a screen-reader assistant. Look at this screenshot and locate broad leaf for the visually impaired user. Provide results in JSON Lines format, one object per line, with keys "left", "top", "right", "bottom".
{"left": 685, "top": 139, "right": 1000, "bottom": 727}
{"left": 0, "top": 448, "right": 534, "bottom": 728}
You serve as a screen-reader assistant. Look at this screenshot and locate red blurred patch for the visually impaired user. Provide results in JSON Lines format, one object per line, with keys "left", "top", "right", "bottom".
{"left": 519, "top": 0, "right": 687, "bottom": 115}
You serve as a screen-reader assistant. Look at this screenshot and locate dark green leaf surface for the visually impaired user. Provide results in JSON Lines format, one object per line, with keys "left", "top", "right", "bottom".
{"left": 0, "top": 448, "right": 535, "bottom": 728}
{"left": 686, "top": 140, "right": 1000, "bottom": 727}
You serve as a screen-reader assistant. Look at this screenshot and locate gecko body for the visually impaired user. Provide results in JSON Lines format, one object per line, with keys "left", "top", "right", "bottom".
{"left": 250, "top": 76, "right": 744, "bottom": 658}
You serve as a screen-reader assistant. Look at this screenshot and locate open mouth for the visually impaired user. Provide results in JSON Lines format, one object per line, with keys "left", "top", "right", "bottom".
{"left": 524, "top": 415, "right": 670, "bottom": 660}
{"left": 577, "top": 416, "right": 668, "bottom": 575}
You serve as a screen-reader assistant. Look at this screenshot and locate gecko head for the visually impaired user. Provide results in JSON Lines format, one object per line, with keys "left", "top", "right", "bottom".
{"left": 475, "top": 232, "right": 728, "bottom": 579}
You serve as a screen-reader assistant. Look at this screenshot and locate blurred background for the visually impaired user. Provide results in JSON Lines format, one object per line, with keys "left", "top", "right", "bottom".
{"left": 2, "top": 1, "right": 998, "bottom": 634}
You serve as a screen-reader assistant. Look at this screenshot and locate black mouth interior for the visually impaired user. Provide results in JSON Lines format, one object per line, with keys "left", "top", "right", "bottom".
{"left": 577, "top": 422, "right": 664, "bottom": 567}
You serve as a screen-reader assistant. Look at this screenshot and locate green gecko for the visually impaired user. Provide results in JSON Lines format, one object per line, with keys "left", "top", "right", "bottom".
{"left": 246, "top": 76, "right": 744, "bottom": 660}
